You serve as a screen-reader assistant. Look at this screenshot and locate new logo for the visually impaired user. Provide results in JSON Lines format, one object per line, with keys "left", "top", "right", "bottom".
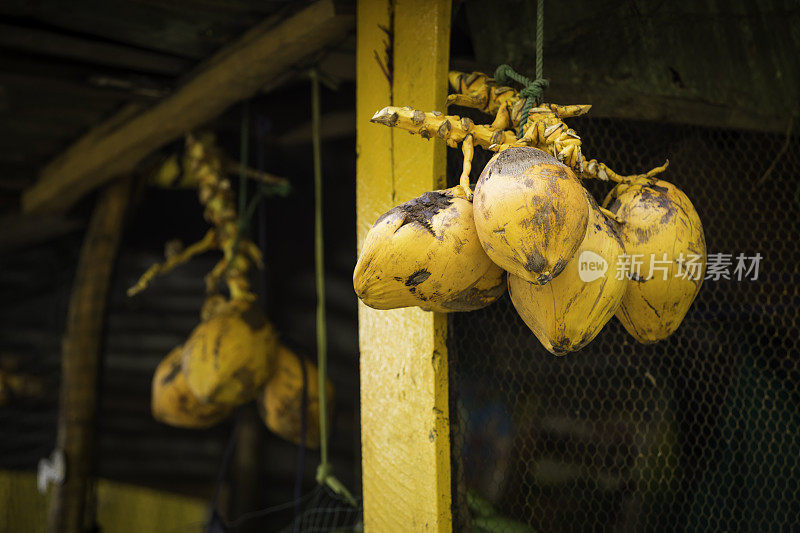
{"left": 578, "top": 250, "right": 608, "bottom": 282}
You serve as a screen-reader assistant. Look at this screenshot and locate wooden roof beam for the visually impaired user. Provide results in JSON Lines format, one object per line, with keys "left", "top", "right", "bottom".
{"left": 22, "top": 0, "right": 353, "bottom": 214}
{"left": 0, "top": 23, "right": 190, "bottom": 76}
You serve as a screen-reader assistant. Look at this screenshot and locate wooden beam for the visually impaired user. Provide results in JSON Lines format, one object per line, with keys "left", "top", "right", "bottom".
{"left": 357, "top": 0, "right": 453, "bottom": 531}
{"left": 0, "top": 23, "right": 190, "bottom": 76}
{"left": 23, "top": 0, "right": 353, "bottom": 214}
{"left": 0, "top": 213, "right": 82, "bottom": 252}
{"left": 48, "top": 177, "right": 131, "bottom": 533}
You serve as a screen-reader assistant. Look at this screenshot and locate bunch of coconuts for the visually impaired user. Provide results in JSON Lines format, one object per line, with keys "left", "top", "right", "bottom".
{"left": 353, "top": 147, "right": 706, "bottom": 355}
{"left": 151, "top": 295, "right": 333, "bottom": 448}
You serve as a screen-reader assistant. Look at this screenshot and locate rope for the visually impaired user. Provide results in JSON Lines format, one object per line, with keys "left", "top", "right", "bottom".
{"left": 310, "top": 67, "right": 328, "bottom": 476}
{"left": 493, "top": 0, "right": 548, "bottom": 137}
{"left": 310, "top": 68, "right": 356, "bottom": 507}
{"left": 535, "top": 0, "right": 544, "bottom": 80}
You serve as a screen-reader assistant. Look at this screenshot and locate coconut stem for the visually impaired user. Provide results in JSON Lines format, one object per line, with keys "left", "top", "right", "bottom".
{"left": 128, "top": 134, "right": 262, "bottom": 301}
{"left": 379, "top": 70, "right": 669, "bottom": 185}
{"left": 459, "top": 134, "right": 475, "bottom": 200}
{"left": 599, "top": 206, "right": 625, "bottom": 224}
{"left": 127, "top": 229, "right": 218, "bottom": 297}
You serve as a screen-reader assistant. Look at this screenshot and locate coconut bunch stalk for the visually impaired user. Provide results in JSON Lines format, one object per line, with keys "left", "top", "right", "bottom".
{"left": 371, "top": 69, "right": 670, "bottom": 184}
{"left": 130, "top": 133, "right": 283, "bottom": 421}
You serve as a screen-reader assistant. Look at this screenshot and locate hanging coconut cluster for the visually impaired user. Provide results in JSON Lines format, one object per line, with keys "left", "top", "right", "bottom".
{"left": 354, "top": 69, "right": 706, "bottom": 355}
{"left": 132, "top": 134, "right": 333, "bottom": 441}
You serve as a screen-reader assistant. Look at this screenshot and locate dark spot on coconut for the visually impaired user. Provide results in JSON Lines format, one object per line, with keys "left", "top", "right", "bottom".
{"left": 161, "top": 361, "right": 182, "bottom": 385}
{"left": 608, "top": 199, "right": 622, "bottom": 214}
{"left": 552, "top": 258, "right": 568, "bottom": 278}
{"left": 584, "top": 192, "right": 600, "bottom": 209}
{"left": 232, "top": 367, "right": 254, "bottom": 395}
{"left": 396, "top": 190, "right": 454, "bottom": 237}
{"left": 594, "top": 223, "right": 603, "bottom": 232}
{"left": 213, "top": 332, "right": 223, "bottom": 367}
{"left": 576, "top": 331, "right": 595, "bottom": 350}
{"left": 524, "top": 251, "right": 546, "bottom": 274}
{"left": 629, "top": 272, "right": 647, "bottom": 283}
{"left": 641, "top": 296, "right": 662, "bottom": 318}
{"left": 406, "top": 269, "right": 431, "bottom": 286}
{"left": 393, "top": 276, "right": 403, "bottom": 282}
{"left": 639, "top": 188, "right": 674, "bottom": 215}
{"left": 440, "top": 274, "right": 507, "bottom": 311}
{"left": 477, "top": 146, "right": 562, "bottom": 187}
{"left": 650, "top": 184, "right": 669, "bottom": 194}
{"left": 550, "top": 338, "right": 572, "bottom": 355}
{"left": 537, "top": 166, "right": 566, "bottom": 183}
{"left": 240, "top": 305, "right": 267, "bottom": 330}
{"left": 634, "top": 226, "right": 656, "bottom": 244}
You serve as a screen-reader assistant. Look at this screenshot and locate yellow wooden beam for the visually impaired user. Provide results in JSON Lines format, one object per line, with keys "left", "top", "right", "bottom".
{"left": 356, "top": 0, "right": 452, "bottom": 531}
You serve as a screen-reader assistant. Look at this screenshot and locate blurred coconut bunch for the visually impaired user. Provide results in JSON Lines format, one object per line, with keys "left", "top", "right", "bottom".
{"left": 132, "top": 133, "right": 333, "bottom": 447}
{"left": 355, "top": 68, "right": 707, "bottom": 355}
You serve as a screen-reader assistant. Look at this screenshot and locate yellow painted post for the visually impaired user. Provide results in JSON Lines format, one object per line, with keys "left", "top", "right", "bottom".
{"left": 356, "top": 0, "right": 452, "bottom": 531}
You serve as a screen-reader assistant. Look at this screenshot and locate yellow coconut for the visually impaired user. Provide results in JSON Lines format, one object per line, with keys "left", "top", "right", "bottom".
{"left": 508, "top": 197, "right": 627, "bottom": 355}
{"left": 604, "top": 178, "right": 706, "bottom": 343}
{"left": 353, "top": 186, "right": 506, "bottom": 312}
{"left": 257, "top": 345, "right": 334, "bottom": 448}
{"left": 182, "top": 298, "right": 278, "bottom": 406}
{"left": 473, "top": 146, "right": 590, "bottom": 284}
{"left": 151, "top": 345, "right": 232, "bottom": 428}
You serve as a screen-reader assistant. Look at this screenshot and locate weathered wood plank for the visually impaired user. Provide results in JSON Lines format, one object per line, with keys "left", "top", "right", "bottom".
{"left": 23, "top": 0, "right": 353, "bottom": 214}
{"left": 0, "top": 0, "right": 263, "bottom": 59}
{"left": 357, "top": 0, "right": 453, "bottom": 530}
{"left": 48, "top": 177, "right": 131, "bottom": 533}
{"left": 0, "top": 213, "right": 82, "bottom": 252}
{"left": 0, "top": 23, "right": 190, "bottom": 75}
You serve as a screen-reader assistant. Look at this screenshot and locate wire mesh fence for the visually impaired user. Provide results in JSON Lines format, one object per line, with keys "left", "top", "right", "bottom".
{"left": 447, "top": 116, "right": 800, "bottom": 532}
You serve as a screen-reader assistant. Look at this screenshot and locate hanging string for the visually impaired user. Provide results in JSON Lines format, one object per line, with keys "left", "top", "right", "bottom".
{"left": 494, "top": 0, "right": 548, "bottom": 137}
{"left": 225, "top": 102, "right": 289, "bottom": 288}
{"left": 535, "top": 0, "right": 544, "bottom": 80}
{"left": 310, "top": 68, "right": 356, "bottom": 506}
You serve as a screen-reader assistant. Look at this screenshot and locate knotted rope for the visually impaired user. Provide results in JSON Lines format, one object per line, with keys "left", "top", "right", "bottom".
{"left": 493, "top": 0, "right": 548, "bottom": 137}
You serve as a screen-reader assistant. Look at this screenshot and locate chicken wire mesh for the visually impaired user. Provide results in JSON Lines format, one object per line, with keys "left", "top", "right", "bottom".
{"left": 447, "top": 115, "right": 800, "bottom": 532}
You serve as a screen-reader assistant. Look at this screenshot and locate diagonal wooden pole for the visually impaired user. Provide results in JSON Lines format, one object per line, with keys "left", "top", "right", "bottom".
{"left": 47, "top": 178, "right": 132, "bottom": 533}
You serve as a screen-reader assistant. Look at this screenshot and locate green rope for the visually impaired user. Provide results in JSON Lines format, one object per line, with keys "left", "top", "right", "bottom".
{"left": 494, "top": 0, "right": 548, "bottom": 137}
{"left": 310, "top": 68, "right": 356, "bottom": 507}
